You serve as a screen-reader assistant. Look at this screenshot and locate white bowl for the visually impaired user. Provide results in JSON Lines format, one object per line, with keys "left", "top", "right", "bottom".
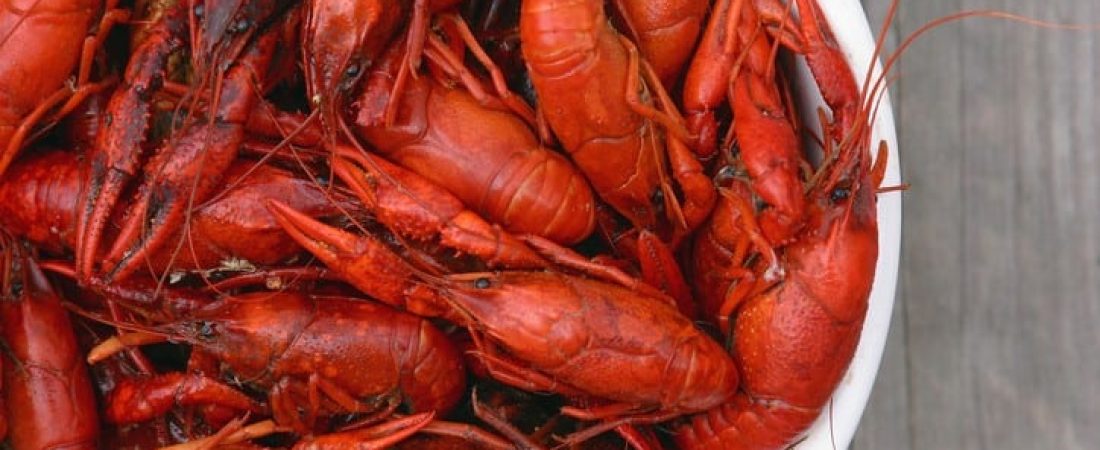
{"left": 787, "top": 1, "right": 902, "bottom": 448}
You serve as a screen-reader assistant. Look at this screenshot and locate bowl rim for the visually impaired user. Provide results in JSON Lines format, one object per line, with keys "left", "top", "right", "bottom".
{"left": 788, "top": 1, "right": 902, "bottom": 448}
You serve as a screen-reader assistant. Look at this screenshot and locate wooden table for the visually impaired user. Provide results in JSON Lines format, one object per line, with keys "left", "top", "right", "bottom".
{"left": 852, "top": 1, "right": 1099, "bottom": 448}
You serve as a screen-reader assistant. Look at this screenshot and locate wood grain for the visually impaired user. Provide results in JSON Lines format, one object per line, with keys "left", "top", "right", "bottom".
{"left": 853, "top": 0, "right": 1100, "bottom": 448}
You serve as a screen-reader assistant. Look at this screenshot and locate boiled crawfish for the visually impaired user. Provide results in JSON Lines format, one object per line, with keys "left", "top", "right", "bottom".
{"left": 0, "top": 149, "right": 354, "bottom": 276}
{"left": 266, "top": 195, "right": 741, "bottom": 433}
{"left": 0, "top": 0, "right": 898, "bottom": 448}
{"left": 676, "top": 131, "right": 883, "bottom": 450}
{"left": 98, "top": 289, "right": 467, "bottom": 433}
{"left": 520, "top": 0, "right": 715, "bottom": 245}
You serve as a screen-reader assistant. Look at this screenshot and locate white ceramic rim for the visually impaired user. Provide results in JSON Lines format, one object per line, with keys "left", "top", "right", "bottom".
{"left": 788, "top": 1, "right": 902, "bottom": 448}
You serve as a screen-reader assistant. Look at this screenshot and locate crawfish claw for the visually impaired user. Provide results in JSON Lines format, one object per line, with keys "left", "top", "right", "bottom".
{"left": 100, "top": 123, "right": 244, "bottom": 282}
{"left": 106, "top": 372, "right": 262, "bottom": 424}
{"left": 265, "top": 200, "right": 363, "bottom": 265}
{"left": 265, "top": 199, "right": 447, "bottom": 317}
{"left": 76, "top": 165, "right": 131, "bottom": 282}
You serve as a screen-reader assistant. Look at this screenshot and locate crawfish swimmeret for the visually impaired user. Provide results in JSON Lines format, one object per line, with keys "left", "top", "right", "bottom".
{"left": 0, "top": 0, "right": 895, "bottom": 448}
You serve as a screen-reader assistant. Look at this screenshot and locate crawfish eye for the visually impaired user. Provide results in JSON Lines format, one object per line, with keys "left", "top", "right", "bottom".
{"left": 194, "top": 321, "right": 217, "bottom": 341}
{"left": 715, "top": 164, "right": 738, "bottom": 182}
{"left": 831, "top": 187, "right": 851, "bottom": 203}
{"left": 650, "top": 188, "right": 665, "bottom": 207}
{"left": 344, "top": 62, "right": 360, "bottom": 78}
{"left": 341, "top": 59, "right": 369, "bottom": 92}
{"left": 7, "top": 280, "right": 23, "bottom": 298}
{"left": 473, "top": 277, "right": 492, "bottom": 289}
{"left": 231, "top": 18, "right": 250, "bottom": 34}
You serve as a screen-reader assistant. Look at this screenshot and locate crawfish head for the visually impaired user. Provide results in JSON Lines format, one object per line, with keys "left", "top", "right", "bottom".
{"left": 159, "top": 292, "right": 313, "bottom": 379}
{"left": 795, "top": 176, "right": 879, "bottom": 323}
{"left": 192, "top": 0, "right": 292, "bottom": 80}
{"left": 441, "top": 271, "right": 738, "bottom": 413}
{"left": 303, "top": 0, "right": 405, "bottom": 129}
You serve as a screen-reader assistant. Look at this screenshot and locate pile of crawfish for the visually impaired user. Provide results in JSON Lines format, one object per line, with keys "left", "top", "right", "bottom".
{"left": 0, "top": 0, "right": 891, "bottom": 448}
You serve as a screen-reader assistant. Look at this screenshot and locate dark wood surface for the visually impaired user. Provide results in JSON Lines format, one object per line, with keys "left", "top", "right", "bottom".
{"left": 852, "top": 1, "right": 1100, "bottom": 448}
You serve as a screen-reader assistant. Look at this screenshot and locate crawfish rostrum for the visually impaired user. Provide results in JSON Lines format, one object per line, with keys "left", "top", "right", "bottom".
{"left": 0, "top": 0, "right": 888, "bottom": 448}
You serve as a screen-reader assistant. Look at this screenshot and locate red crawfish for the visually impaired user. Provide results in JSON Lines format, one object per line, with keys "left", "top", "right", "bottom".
{"left": 676, "top": 2, "right": 888, "bottom": 439}
{"left": 242, "top": 119, "right": 557, "bottom": 270}
{"left": 442, "top": 270, "right": 737, "bottom": 444}
{"left": 100, "top": 291, "right": 467, "bottom": 435}
{"left": 675, "top": 137, "right": 882, "bottom": 450}
{"left": 688, "top": 0, "right": 823, "bottom": 306}
{"left": 725, "top": 0, "right": 808, "bottom": 245}
{"left": 270, "top": 24, "right": 596, "bottom": 246}
{"left": 520, "top": 0, "right": 715, "bottom": 245}
{"left": 0, "top": 149, "right": 354, "bottom": 275}
{"left": 265, "top": 197, "right": 740, "bottom": 437}
{"left": 683, "top": 0, "right": 864, "bottom": 244}
{"left": 1, "top": 243, "right": 99, "bottom": 449}
{"left": 351, "top": 31, "right": 597, "bottom": 245}
{"left": 262, "top": 147, "right": 672, "bottom": 317}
